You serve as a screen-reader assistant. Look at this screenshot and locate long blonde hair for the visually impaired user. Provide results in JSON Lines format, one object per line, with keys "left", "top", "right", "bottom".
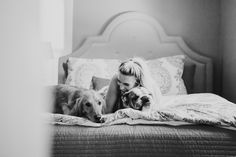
{"left": 119, "top": 57, "right": 162, "bottom": 108}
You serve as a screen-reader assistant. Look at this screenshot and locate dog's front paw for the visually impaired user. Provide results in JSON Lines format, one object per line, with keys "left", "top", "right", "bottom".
{"left": 61, "top": 104, "right": 71, "bottom": 115}
{"left": 100, "top": 114, "right": 115, "bottom": 124}
{"left": 100, "top": 116, "right": 106, "bottom": 123}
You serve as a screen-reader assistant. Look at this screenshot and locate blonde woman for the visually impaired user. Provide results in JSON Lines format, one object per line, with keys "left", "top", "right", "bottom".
{"left": 105, "top": 57, "right": 162, "bottom": 113}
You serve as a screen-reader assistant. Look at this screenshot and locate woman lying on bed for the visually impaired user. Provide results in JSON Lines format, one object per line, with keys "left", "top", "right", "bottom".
{"left": 105, "top": 57, "right": 162, "bottom": 113}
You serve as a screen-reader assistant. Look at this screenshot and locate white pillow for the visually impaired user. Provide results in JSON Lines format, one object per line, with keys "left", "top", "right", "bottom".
{"left": 147, "top": 55, "right": 187, "bottom": 95}
{"left": 65, "top": 58, "right": 120, "bottom": 89}
{"left": 65, "top": 55, "right": 187, "bottom": 95}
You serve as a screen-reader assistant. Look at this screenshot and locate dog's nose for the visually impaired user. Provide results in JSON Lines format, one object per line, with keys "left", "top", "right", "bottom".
{"left": 141, "top": 96, "right": 150, "bottom": 103}
{"left": 94, "top": 115, "right": 102, "bottom": 122}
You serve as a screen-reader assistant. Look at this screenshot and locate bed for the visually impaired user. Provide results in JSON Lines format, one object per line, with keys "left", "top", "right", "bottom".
{"left": 50, "top": 12, "right": 236, "bottom": 157}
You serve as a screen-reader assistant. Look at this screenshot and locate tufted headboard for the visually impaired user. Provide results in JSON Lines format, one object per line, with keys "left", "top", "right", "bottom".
{"left": 58, "top": 11, "right": 213, "bottom": 93}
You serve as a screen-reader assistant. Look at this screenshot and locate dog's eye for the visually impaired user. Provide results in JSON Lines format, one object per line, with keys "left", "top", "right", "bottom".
{"left": 131, "top": 95, "right": 138, "bottom": 100}
{"left": 85, "top": 102, "right": 91, "bottom": 107}
{"left": 130, "top": 92, "right": 135, "bottom": 97}
{"left": 98, "top": 101, "right": 101, "bottom": 105}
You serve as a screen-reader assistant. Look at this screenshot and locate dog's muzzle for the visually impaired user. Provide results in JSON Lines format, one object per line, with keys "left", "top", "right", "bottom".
{"left": 141, "top": 95, "right": 151, "bottom": 104}
{"left": 94, "top": 115, "right": 102, "bottom": 123}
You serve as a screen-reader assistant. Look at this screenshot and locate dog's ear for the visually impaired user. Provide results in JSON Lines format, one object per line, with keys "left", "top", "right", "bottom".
{"left": 97, "top": 86, "right": 108, "bottom": 100}
{"left": 69, "top": 98, "right": 83, "bottom": 116}
{"left": 121, "top": 91, "right": 131, "bottom": 108}
{"left": 69, "top": 90, "right": 81, "bottom": 106}
{"left": 121, "top": 92, "right": 129, "bottom": 101}
{"left": 122, "top": 90, "right": 132, "bottom": 100}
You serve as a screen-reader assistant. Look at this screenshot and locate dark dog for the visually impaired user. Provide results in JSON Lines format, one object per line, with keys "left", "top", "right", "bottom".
{"left": 48, "top": 84, "right": 105, "bottom": 123}
{"left": 121, "top": 86, "right": 153, "bottom": 111}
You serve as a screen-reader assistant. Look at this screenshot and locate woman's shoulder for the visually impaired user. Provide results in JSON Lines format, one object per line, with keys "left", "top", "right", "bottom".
{"left": 106, "top": 73, "right": 119, "bottom": 89}
{"left": 111, "top": 73, "right": 118, "bottom": 81}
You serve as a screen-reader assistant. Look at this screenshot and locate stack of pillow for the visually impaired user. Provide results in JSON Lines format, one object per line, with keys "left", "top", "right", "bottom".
{"left": 62, "top": 55, "right": 196, "bottom": 95}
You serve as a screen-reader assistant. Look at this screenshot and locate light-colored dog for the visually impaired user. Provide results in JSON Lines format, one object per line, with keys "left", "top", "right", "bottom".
{"left": 49, "top": 84, "right": 106, "bottom": 123}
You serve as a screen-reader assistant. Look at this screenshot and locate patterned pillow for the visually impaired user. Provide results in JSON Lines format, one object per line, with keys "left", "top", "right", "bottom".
{"left": 65, "top": 58, "right": 120, "bottom": 89}
{"left": 147, "top": 55, "right": 187, "bottom": 95}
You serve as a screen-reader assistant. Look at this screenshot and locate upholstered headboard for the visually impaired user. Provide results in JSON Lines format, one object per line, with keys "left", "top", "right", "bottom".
{"left": 59, "top": 11, "right": 213, "bottom": 93}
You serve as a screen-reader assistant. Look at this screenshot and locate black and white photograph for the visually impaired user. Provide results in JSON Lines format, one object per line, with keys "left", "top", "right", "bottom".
{"left": 1, "top": 0, "right": 236, "bottom": 157}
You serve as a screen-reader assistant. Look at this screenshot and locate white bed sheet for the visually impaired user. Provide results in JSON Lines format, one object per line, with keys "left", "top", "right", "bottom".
{"left": 45, "top": 93, "right": 236, "bottom": 130}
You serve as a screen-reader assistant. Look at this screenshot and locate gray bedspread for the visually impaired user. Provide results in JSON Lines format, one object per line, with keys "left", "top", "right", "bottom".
{"left": 51, "top": 124, "right": 236, "bottom": 157}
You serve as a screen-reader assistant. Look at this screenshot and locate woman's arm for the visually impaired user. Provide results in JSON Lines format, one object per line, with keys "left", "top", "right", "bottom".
{"left": 105, "top": 74, "right": 119, "bottom": 113}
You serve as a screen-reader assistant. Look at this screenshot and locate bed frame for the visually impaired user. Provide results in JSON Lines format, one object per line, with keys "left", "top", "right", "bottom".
{"left": 58, "top": 11, "right": 213, "bottom": 93}
{"left": 52, "top": 12, "right": 236, "bottom": 157}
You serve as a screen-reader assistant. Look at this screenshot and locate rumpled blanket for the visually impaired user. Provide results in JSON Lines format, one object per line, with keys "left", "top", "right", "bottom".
{"left": 44, "top": 93, "right": 236, "bottom": 130}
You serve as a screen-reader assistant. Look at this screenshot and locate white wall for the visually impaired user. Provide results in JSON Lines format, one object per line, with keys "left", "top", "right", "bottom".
{"left": 40, "top": 0, "right": 73, "bottom": 57}
{"left": 0, "top": 0, "right": 50, "bottom": 157}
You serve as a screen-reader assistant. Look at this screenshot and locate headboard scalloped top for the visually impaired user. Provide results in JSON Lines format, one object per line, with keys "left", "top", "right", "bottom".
{"left": 59, "top": 11, "right": 213, "bottom": 93}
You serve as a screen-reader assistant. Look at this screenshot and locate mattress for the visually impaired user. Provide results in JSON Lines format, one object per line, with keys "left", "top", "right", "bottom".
{"left": 51, "top": 124, "right": 236, "bottom": 157}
